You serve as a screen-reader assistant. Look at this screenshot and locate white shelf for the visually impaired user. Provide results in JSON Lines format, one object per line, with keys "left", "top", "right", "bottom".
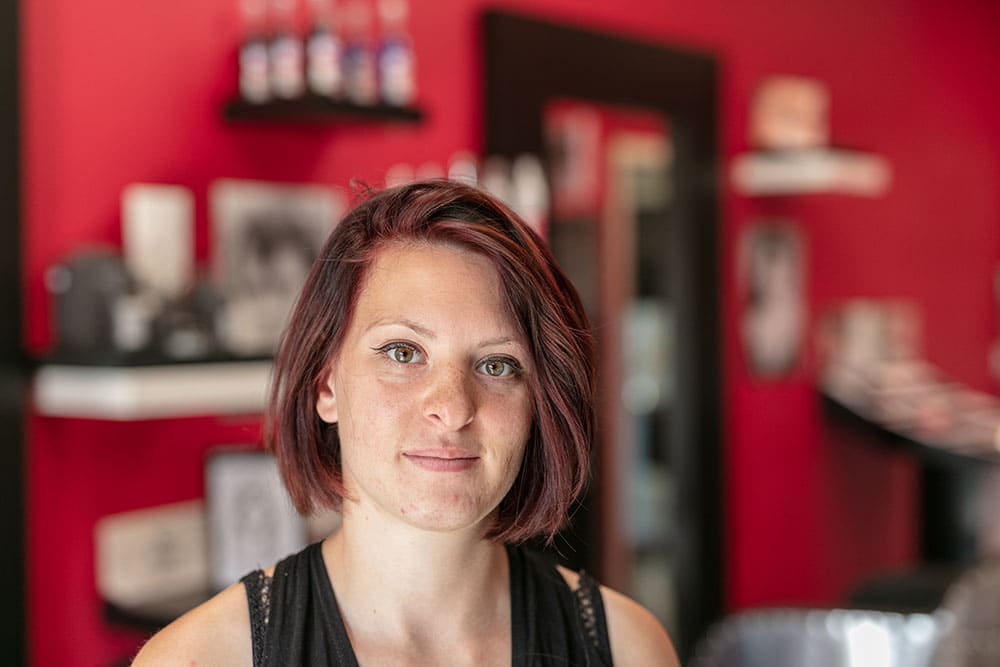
{"left": 33, "top": 360, "right": 272, "bottom": 420}
{"left": 731, "top": 148, "right": 891, "bottom": 196}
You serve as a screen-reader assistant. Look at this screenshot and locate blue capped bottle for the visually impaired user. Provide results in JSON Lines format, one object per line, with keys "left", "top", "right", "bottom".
{"left": 342, "top": 0, "right": 377, "bottom": 106}
{"left": 376, "top": 0, "right": 415, "bottom": 107}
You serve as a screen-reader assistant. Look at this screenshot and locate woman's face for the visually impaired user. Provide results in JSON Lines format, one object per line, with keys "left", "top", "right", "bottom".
{"left": 316, "top": 241, "right": 534, "bottom": 536}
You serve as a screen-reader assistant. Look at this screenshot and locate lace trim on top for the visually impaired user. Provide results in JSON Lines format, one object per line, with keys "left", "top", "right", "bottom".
{"left": 241, "top": 569, "right": 272, "bottom": 667}
{"left": 574, "top": 570, "right": 602, "bottom": 652}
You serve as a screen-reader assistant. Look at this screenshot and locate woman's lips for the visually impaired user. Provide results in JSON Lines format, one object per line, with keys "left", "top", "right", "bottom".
{"left": 403, "top": 450, "right": 479, "bottom": 472}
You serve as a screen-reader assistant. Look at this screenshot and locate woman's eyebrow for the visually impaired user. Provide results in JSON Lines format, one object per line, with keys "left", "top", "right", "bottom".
{"left": 364, "top": 320, "right": 523, "bottom": 349}
{"left": 479, "top": 336, "right": 522, "bottom": 348}
{"left": 364, "top": 318, "right": 437, "bottom": 339}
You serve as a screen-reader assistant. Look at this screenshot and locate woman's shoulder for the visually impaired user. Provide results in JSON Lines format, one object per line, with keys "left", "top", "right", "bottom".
{"left": 555, "top": 565, "right": 680, "bottom": 667}
{"left": 131, "top": 579, "right": 254, "bottom": 667}
{"left": 598, "top": 583, "right": 680, "bottom": 666}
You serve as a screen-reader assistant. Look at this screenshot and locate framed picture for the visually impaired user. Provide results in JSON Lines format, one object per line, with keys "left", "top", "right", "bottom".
{"left": 205, "top": 449, "right": 307, "bottom": 592}
{"left": 210, "top": 179, "right": 344, "bottom": 357}
{"left": 738, "top": 220, "right": 807, "bottom": 378}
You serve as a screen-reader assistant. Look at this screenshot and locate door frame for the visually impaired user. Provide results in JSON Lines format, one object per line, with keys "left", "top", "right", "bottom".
{"left": 1, "top": 0, "right": 26, "bottom": 664}
{"left": 483, "top": 10, "right": 722, "bottom": 659}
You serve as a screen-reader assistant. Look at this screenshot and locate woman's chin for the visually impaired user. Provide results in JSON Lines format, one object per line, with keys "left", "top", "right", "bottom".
{"left": 392, "top": 499, "right": 497, "bottom": 536}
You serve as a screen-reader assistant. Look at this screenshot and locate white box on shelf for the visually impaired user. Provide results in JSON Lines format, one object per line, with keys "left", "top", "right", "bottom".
{"left": 95, "top": 500, "right": 208, "bottom": 609}
{"left": 122, "top": 183, "right": 195, "bottom": 299}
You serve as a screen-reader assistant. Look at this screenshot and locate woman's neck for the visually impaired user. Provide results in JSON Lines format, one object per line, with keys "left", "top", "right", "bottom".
{"left": 321, "top": 504, "right": 510, "bottom": 648}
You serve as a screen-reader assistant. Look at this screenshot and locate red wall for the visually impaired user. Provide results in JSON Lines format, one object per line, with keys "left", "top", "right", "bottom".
{"left": 22, "top": 0, "right": 1000, "bottom": 664}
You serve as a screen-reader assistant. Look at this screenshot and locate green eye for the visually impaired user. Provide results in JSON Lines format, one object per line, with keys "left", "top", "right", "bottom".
{"left": 479, "top": 357, "right": 521, "bottom": 378}
{"left": 383, "top": 343, "right": 420, "bottom": 364}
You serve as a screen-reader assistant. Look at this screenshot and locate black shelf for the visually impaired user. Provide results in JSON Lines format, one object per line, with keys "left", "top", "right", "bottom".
{"left": 821, "top": 392, "right": 1000, "bottom": 469}
{"left": 223, "top": 94, "right": 424, "bottom": 124}
{"left": 847, "top": 563, "right": 966, "bottom": 613}
{"left": 822, "top": 391, "right": 995, "bottom": 563}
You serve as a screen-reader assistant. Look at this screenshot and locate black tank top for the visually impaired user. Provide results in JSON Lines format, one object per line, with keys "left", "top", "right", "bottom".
{"left": 241, "top": 542, "right": 613, "bottom": 666}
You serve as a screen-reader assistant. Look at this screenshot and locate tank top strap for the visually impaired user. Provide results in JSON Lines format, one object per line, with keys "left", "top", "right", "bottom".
{"left": 575, "top": 570, "right": 613, "bottom": 664}
{"left": 507, "top": 544, "right": 614, "bottom": 666}
{"left": 240, "top": 569, "right": 271, "bottom": 667}
{"left": 240, "top": 542, "right": 359, "bottom": 667}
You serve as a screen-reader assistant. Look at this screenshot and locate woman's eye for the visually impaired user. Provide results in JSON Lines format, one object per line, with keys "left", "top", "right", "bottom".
{"left": 479, "top": 357, "right": 521, "bottom": 378}
{"left": 380, "top": 343, "right": 421, "bottom": 364}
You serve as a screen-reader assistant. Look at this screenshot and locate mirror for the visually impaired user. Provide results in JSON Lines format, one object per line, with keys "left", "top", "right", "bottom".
{"left": 484, "top": 11, "right": 721, "bottom": 659}
{"left": 547, "top": 100, "right": 678, "bottom": 628}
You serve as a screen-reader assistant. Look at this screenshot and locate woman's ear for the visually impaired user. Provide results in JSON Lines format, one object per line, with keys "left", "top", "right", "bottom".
{"left": 316, "top": 364, "right": 339, "bottom": 423}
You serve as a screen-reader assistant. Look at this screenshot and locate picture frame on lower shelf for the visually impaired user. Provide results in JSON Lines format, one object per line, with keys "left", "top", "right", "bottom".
{"left": 205, "top": 448, "right": 307, "bottom": 592}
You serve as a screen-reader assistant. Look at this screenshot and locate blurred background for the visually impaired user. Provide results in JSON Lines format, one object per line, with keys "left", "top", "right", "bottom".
{"left": 3, "top": 0, "right": 1000, "bottom": 665}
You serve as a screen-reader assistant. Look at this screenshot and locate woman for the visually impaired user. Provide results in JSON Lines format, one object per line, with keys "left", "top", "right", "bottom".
{"left": 135, "top": 180, "right": 678, "bottom": 666}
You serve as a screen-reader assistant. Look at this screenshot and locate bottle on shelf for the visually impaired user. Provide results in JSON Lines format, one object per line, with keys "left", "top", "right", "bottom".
{"left": 376, "top": 0, "right": 415, "bottom": 107}
{"left": 342, "top": 0, "right": 377, "bottom": 106}
{"left": 268, "top": 0, "right": 306, "bottom": 99}
{"left": 306, "top": 0, "right": 345, "bottom": 98}
{"left": 238, "top": 0, "right": 272, "bottom": 103}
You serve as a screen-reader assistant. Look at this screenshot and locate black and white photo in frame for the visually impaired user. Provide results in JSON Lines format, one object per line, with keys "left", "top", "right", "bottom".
{"left": 210, "top": 179, "right": 343, "bottom": 357}
{"left": 738, "top": 220, "right": 807, "bottom": 378}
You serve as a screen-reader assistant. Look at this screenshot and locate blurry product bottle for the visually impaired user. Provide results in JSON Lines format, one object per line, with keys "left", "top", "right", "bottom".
{"left": 342, "top": 0, "right": 377, "bottom": 106}
{"left": 510, "top": 154, "right": 550, "bottom": 239}
{"left": 239, "top": 0, "right": 272, "bottom": 103}
{"left": 45, "top": 249, "right": 154, "bottom": 362}
{"left": 384, "top": 162, "right": 415, "bottom": 187}
{"left": 480, "top": 155, "right": 512, "bottom": 204}
{"left": 269, "top": 0, "right": 305, "bottom": 99}
{"left": 306, "top": 0, "right": 344, "bottom": 97}
{"left": 415, "top": 161, "right": 444, "bottom": 180}
{"left": 376, "top": 0, "right": 415, "bottom": 106}
{"left": 447, "top": 150, "right": 478, "bottom": 184}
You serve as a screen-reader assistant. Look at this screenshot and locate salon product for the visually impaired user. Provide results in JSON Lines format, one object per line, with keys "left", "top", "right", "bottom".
{"left": 376, "top": 0, "right": 415, "bottom": 106}
{"left": 269, "top": 0, "right": 305, "bottom": 99}
{"left": 342, "top": 0, "right": 376, "bottom": 105}
{"left": 238, "top": 0, "right": 271, "bottom": 103}
{"left": 306, "top": 0, "right": 344, "bottom": 97}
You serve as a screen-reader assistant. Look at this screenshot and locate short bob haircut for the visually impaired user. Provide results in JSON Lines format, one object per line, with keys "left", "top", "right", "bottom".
{"left": 267, "top": 179, "right": 595, "bottom": 544}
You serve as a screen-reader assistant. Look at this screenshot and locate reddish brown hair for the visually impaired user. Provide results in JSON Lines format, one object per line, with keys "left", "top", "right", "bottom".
{"left": 267, "top": 179, "right": 595, "bottom": 543}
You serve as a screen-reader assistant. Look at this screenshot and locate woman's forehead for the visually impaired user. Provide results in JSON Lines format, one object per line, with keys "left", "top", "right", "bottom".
{"left": 354, "top": 243, "right": 511, "bottom": 327}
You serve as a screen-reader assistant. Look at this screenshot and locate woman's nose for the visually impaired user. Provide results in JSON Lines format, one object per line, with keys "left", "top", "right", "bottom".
{"left": 421, "top": 365, "right": 476, "bottom": 430}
